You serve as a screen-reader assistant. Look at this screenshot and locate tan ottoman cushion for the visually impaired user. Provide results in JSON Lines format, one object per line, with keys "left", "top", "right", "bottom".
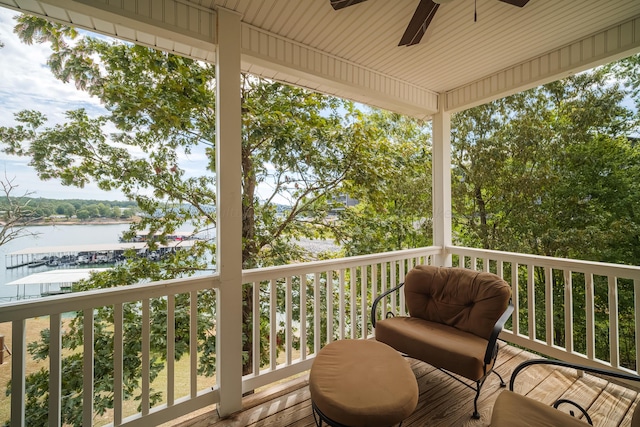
{"left": 309, "top": 339, "right": 418, "bottom": 427}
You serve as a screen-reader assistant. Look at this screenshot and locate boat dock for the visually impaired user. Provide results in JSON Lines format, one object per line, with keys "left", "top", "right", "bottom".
{"left": 3, "top": 268, "right": 108, "bottom": 301}
{"left": 5, "top": 240, "right": 196, "bottom": 270}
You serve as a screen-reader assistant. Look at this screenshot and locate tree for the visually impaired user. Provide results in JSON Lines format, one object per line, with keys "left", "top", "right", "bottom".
{"left": 606, "top": 54, "right": 640, "bottom": 111}
{"left": 55, "top": 202, "right": 75, "bottom": 217}
{"left": 450, "top": 64, "right": 640, "bottom": 367}
{"left": 0, "top": 16, "right": 390, "bottom": 425}
{"left": 451, "top": 68, "right": 637, "bottom": 258}
{"left": 0, "top": 174, "right": 40, "bottom": 246}
{"left": 334, "top": 109, "right": 434, "bottom": 255}
{"left": 75, "top": 209, "right": 90, "bottom": 220}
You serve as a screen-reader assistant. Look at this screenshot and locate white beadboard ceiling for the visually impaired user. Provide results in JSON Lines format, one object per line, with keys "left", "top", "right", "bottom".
{"left": 1, "top": 0, "right": 640, "bottom": 119}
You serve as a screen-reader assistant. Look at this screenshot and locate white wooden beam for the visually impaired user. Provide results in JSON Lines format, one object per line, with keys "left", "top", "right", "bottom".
{"left": 432, "top": 95, "right": 452, "bottom": 267}
{"left": 215, "top": 6, "right": 243, "bottom": 418}
{"left": 240, "top": 24, "right": 439, "bottom": 120}
{"left": 446, "top": 15, "right": 640, "bottom": 113}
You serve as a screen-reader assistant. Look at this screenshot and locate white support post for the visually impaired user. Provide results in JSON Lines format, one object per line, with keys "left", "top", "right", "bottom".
{"left": 215, "top": 6, "right": 243, "bottom": 418}
{"left": 432, "top": 95, "right": 452, "bottom": 267}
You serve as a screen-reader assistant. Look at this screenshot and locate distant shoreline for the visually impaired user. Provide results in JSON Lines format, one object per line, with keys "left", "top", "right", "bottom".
{"left": 8, "top": 218, "right": 138, "bottom": 227}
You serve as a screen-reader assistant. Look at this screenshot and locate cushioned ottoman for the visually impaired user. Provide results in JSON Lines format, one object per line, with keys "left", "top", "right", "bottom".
{"left": 309, "top": 339, "right": 418, "bottom": 427}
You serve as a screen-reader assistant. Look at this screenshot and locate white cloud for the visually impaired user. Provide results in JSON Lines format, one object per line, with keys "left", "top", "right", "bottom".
{"left": 0, "top": 8, "right": 126, "bottom": 200}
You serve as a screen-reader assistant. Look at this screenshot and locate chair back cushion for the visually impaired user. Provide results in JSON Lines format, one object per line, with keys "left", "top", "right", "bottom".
{"left": 404, "top": 265, "right": 511, "bottom": 340}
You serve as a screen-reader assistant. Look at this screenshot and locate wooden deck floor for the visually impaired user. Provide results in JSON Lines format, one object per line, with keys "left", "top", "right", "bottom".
{"left": 170, "top": 343, "right": 640, "bottom": 427}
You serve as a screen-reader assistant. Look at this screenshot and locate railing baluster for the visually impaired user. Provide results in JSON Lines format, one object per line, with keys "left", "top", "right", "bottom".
{"left": 327, "top": 271, "right": 334, "bottom": 344}
{"left": 11, "top": 319, "right": 26, "bottom": 427}
{"left": 545, "top": 266, "right": 553, "bottom": 346}
{"left": 371, "top": 264, "right": 378, "bottom": 334}
{"left": 114, "top": 303, "right": 123, "bottom": 425}
{"left": 586, "top": 273, "right": 595, "bottom": 360}
{"left": 141, "top": 298, "right": 150, "bottom": 415}
{"left": 285, "top": 276, "right": 292, "bottom": 365}
{"left": 391, "top": 261, "right": 397, "bottom": 316}
{"left": 270, "top": 279, "right": 277, "bottom": 370}
{"left": 300, "top": 275, "right": 307, "bottom": 360}
{"left": 399, "top": 261, "right": 406, "bottom": 317}
{"left": 527, "top": 264, "right": 536, "bottom": 340}
{"left": 381, "top": 262, "right": 387, "bottom": 321}
{"left": 314, "top": 272, "right": 321, "bottom": 353}
{"left": 253, "top": 281, "right": 260, "bottom": 375}
{"left": 339, "top": 269, "right": 346, "bottom": 340}
{"left": 190, "top": 290, "right": 197, "bottom": 397}
{"left": 83, "top": 309, "right": 94, "bottom": 427}
{"left": 564, "top": 270, "right": 574, "bottom": 353}
{"left": 609, "top": 276, "right": 620, "bottom": 368}
{"left": 511, "top": 263, "right": 519, "bottom": 335}
{"left": 167, "top": 294, "right": 175, "bottom": 406}
{"left": 350, "top": 267, "right": 356, "bottom": 339}
{"left": 360, "top": 265, "right": 367, "bottom": 339}
{"left": 49, "top": 313, "right": 62, "bottom": 426}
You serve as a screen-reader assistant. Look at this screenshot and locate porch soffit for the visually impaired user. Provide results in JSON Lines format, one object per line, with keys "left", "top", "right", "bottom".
{"left": 1, "top": 0, "right": 640, "bottom": 119}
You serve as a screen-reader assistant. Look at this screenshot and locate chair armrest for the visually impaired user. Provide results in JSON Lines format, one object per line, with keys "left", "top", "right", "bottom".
{"left": 483, "top": 302, "right": 514, "bottom": 365}
{"left": 509, "top": 358, "right": 640, "bottom": 391}
{"left": 371, "top": 282, "right": 405, "bottom": 328}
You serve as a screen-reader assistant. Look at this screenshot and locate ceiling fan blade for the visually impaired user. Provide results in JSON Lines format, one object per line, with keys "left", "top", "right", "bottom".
{"left": 499, "top": 0, "right": 529, "bottom": 7}
{"left": 398, "top": 0, "right": 439, "bottom": 46}
{"left": 329, "top": 0, "right": 368, "bottom": 11}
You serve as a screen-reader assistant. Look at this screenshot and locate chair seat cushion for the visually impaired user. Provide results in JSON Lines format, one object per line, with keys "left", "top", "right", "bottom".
{"left": 309, "top": 339, "right": 418, "bottom": 427}
{"left": 374, "top": 316, "right": 491, "bottom": 381}
{"left": 491, "top": 390, "right": 588, "bottom": 426}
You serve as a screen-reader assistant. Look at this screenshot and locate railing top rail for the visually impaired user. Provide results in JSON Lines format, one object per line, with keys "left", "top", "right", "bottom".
{"left": 0, "top": 246, "right": 441, "bottom": 323}
{"left": 448, "top": 246, "right": 640, "bottom": 279}
{"left": 241, "top": 246, "right": 441, "bottom": 282}
{"left": 0, "top": 274, "right": 221, "bottom": 323}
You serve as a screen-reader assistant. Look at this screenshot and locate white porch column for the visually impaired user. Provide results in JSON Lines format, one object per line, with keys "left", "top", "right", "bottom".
{"left": 432, "top": 95, "right": 452, "bottom": 267}
{"left": 215, "top": 7, "right": 243, "bottom": 417}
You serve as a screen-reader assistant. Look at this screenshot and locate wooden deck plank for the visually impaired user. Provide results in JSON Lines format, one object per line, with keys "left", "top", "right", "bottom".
{"left": 555, "top": 371, "right": 608, "bottom": 419}
{"left": 620, "top": 394, "right": 639, "bottom": 426}
{"left": 588, "top": 382, "right": 637, "bottom": 426}
{"left": 524, "top": 367, "right": 579, "bottom": 405}
{"left": 174, "top": 344, "right": 640, "bottom": 427}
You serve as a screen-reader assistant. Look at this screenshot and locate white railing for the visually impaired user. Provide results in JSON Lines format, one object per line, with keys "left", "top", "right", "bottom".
{"left": 0, "top": 246, "right": 439, "bottom": 426}
{"left": 240, "top": 246, "right": 439, "bottom": 392}
{"left": 0, "top": 275, "right": 222, "bottom": 427}
{"left": 2, "top": 245, "right": 639, "bottom": 426}
{"left": 448, "top": 246, "right": 640, "bottom": 375}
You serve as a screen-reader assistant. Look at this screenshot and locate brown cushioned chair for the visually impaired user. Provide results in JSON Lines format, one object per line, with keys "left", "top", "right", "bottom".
{"left": 371, "top": 265, "right": 513, "bottom": 419}
{"left": 492, "top": 359, "right": 640, "bottom": 426}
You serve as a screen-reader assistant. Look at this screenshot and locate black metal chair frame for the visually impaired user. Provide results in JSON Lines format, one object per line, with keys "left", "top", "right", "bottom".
{"left": 312, "top": 401, "right": 405, "bottom": 427}
{"left": 507, "top": 359, "right": 640, "bottom": 425}
{"left": 371, "top": 282, "right": 514, "bottom": 419}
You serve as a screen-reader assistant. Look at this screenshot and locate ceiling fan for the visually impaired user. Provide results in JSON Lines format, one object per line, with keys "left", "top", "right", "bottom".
{"left": 329, "top": 0, "right": 530, "bottom": 46}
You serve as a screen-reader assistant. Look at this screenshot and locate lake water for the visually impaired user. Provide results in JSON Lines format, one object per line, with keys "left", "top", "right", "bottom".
{"left": 0, "top": 224, "right": 339, "bottom": 302}
{"left": 0, "top": 223, "right": 197, "bottom": 301}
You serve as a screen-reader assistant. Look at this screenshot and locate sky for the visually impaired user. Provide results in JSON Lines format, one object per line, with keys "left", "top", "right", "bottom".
{"left": 0, "top": 8, "right": 212, "bottom": 202}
